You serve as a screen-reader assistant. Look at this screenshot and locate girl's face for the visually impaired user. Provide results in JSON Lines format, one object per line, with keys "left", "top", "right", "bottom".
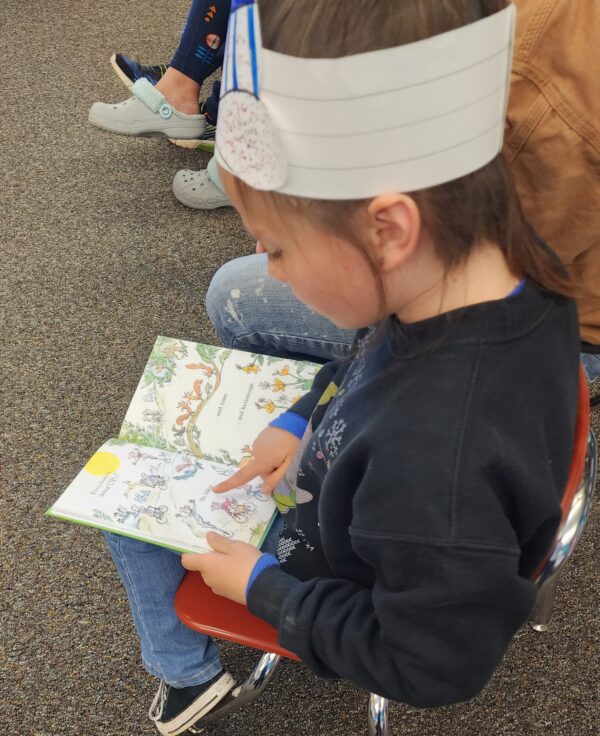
{"left": 222, "top": 172, "right": 382, "bottom": 330}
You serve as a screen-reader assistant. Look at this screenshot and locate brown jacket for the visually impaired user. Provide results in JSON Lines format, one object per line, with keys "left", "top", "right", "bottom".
{"left": 504, "top": 0, "right": 600, "bottom": 347}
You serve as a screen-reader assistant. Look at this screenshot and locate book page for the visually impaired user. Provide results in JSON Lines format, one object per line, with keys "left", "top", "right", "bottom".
{"left": 119, "top": 337, "right": 319, "bottom": 465}
{"left": 48, "top": 440, "right": 276, "bottom": 554}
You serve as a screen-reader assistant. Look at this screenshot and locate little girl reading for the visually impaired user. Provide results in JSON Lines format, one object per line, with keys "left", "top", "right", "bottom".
{"left": 103, "top": 2, "right": 580, "bottom": 734}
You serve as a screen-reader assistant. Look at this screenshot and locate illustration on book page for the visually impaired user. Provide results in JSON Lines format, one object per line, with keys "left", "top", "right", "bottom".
{"left": 50, "top": 440, "right": 276, "bottom": 553}
{"left": 119, "top": 337, "right": 319, "bottom": 466}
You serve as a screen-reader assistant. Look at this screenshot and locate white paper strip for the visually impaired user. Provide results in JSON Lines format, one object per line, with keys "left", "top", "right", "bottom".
{"left": 216, "top": 3, "right": 516, "bottom": 197}
{"left": 261, "top": 7, "right": 514, "bottom": 100}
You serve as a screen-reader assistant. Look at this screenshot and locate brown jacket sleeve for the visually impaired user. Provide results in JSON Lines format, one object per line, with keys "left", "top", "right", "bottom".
{"left": 504, "top": 0, "right": 600, "bottom": 346}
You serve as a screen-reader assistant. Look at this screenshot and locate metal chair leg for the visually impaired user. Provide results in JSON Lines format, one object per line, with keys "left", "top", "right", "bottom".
{"left": 196, "top": 652, "right": 282, "bottom": 727}
{"left": 529, "top": 572, "right": 560, "bottom": 632}
{"left": 368, "top": 693, "right": 389, "bottom": 735}
{"left": 233, "top": 652, "right": 282, "bottom": 704}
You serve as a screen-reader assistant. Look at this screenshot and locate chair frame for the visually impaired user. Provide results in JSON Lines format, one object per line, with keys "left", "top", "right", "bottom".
{"left": 175, "top": 368, "right": 596, "bottom": 735}
{"left": 529, "top": 430, "right": 597, "bottom": 630}
{"left": 529, "top": 366, "right": 596, "bottom": 631}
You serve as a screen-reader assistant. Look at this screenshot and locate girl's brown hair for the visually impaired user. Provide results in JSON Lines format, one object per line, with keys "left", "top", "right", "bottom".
{"left": 232, "top": 0, "right": 569, "bottom": 298}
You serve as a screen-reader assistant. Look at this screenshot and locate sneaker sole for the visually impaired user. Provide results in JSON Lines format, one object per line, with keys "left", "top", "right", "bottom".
{"left": 172, "top": 183, "right": 232, "bottom": 210}
{"left": 173, "top": 193, "right": 232, "bottom": 210}
{"left": 175, "top": 199, "right": 231, "bottom": 210}
{"left": 110, "top": 53, "right": 134, "bottom": 91}
{"left": 153, "top": 672, "right": 236, "bottom": 736}
{"left": 89, "top": 118, "right": 206, "bottom": 140}
{"left": 168, "top": 138, "right": 215, "bottom": 152}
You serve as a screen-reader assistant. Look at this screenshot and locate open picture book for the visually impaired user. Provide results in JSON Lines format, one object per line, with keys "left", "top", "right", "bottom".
{"left": 47, "top": 337, "right": 319, "bottom": 554}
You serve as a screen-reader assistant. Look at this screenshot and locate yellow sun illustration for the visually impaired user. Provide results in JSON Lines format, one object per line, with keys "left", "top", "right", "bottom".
{"left": 84, "top": 451, "right": 121, "bottom": 476}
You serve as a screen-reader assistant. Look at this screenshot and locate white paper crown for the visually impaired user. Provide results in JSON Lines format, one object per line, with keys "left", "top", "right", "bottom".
{"left": 216, "top": 0, "right": 516, "bottom": 199}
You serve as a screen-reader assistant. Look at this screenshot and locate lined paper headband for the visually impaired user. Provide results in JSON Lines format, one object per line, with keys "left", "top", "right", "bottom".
{"left": 216, "top": 1, "right": 516, "bottom": 199}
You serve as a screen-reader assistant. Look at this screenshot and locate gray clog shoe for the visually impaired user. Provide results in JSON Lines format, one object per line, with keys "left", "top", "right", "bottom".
{"left": 172, "top": 169, "right": 233, "bottom": 210}
{"left": 88, "top": 79, "right": 206, "bottom": 139}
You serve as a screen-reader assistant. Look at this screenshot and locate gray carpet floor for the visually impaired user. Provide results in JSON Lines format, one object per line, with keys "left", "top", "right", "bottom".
{"left": 1, "top": 1, "right": 598, "bottom": 734}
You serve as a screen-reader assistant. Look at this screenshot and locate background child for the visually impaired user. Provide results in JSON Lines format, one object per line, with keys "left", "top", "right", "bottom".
{"left": 104, "top": 1, "right": 580, "bottom": 734}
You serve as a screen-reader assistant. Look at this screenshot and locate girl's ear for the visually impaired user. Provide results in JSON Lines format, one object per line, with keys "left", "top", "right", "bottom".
{"left": 367, "top": 194, "right": 421, "bottom": 272}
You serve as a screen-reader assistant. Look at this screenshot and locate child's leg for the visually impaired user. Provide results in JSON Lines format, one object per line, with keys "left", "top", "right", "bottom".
{"left": 170, "top": 0, "right": 230, "bottom": 86}
{"left": 581, "top": 353, "right": 600, "bottom": 383}
{"left": 103, "top": 532, "right": 222, "bottom": 687}
{"left": 206, "top": 253, "right": 356, "bottom": 361}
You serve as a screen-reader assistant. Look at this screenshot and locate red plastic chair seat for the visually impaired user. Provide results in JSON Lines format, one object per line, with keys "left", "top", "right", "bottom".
{"left": 175, "top": 571, "right": 300, "bottom": 660}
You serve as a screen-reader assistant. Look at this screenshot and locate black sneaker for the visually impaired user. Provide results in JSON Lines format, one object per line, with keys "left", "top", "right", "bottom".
{"left": 110, "top": 52, "right": 169, "bottom": 91}
{"left": 148, "top": 670, "right": 236, "bottom": 735}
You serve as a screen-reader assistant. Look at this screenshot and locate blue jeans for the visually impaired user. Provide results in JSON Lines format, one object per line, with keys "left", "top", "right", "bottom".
{"left": 103, "top": 514, "right": 284, "bottom": 687}
{"left": 206, "top": 253, "right": 356, "bottom": 361}
{"left": 581, "top": 353, "right": 600, "bottom": 383}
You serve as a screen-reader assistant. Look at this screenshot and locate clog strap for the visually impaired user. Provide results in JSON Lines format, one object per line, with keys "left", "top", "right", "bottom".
{"left": 132, "top": 78, "right": 173, "bottom": 119}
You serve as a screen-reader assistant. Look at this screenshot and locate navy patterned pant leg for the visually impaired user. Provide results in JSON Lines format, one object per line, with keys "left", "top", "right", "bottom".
{"left": 170, "top": 0, "right": 231, "bottom": 85}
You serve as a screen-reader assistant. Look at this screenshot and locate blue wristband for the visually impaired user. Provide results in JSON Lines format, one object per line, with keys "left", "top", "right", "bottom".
{"left": 269, "top": 411, "right": 308, "bottom": 440}
{"left": 246, "top": 553, "right": 279, "bottom": 598}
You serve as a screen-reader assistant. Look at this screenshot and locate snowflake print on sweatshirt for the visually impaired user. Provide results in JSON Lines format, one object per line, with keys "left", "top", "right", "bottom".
{"left": 323, "top": 418, "right": 346, "bottom": 459}
{"left": 276, "top": 535, "right": 300, "bottom": 564}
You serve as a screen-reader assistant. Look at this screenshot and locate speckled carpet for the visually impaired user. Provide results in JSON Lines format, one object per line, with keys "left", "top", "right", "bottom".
{"left": 1, "top": 2, "right": 598, "bottom": 734}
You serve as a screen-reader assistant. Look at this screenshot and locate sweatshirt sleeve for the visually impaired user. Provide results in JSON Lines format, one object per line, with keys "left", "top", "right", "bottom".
{"left": 247, "top": 535, "right": 536, "bottom": 707}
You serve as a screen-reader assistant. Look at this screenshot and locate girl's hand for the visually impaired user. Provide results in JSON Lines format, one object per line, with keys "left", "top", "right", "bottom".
{"left": 181, "top": 532, "right": 262, "bottom": 605}
{"left": 213, "top": 426, "right": 300, "bottom": 495}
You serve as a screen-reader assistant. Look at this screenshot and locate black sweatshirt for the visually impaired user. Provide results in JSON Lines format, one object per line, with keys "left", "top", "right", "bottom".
{"left": 247, "top": 282, "right": 580, "bottom": 707}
